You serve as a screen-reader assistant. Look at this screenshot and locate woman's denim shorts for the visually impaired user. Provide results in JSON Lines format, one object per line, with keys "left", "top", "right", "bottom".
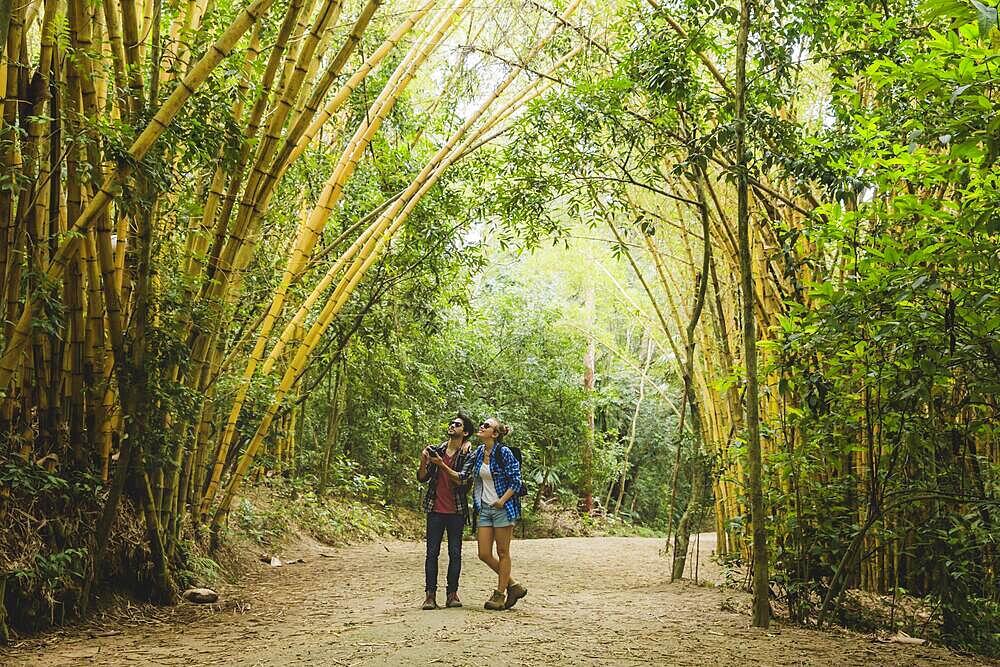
{"left": 477, "top": 505, "right": 515, "bottom": 528}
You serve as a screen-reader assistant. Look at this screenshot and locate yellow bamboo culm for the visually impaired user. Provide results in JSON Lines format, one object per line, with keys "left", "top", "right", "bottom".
{"left": 236, "top": 0, "right": 344, "bottom": 221}
{"left": 285, "top": 0, "right": 440, "bottom": 168}
{"left": 184, "top": 24, "right": 263, "bottom": 280}
{"left": 205, "top": 0, "right": 441, "bottom": 305}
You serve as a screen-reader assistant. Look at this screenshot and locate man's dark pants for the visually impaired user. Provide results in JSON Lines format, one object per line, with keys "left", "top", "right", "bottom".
{"left": 425, "top": 512, "right": 464, "bottom": 594}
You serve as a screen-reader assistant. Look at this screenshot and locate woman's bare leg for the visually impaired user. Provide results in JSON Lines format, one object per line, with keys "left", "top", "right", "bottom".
{"left": 477, "top": 526, "right": 500, "bottom": 574}
{"left": 493, "top": 525, "right": 513, "bottom": 591}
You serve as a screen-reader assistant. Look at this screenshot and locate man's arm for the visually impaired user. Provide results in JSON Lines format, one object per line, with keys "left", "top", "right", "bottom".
{"left": 417, "top": 446, "right": 432, "bottom": 482}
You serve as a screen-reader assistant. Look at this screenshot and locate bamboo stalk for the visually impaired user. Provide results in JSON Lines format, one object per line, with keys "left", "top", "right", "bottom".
{"left": 180, "top": 0, "right": 318, "bottom": 394}
{"left": 244, "top": 0, "right": 386, "bottom": 223}
{"left": 240, "top": 0, "right": 340, "bottom": 214}
{"left": 1, "top": 0, "right": 26, "bottom": 347}
{"left": 613, "top": 332, "right": 653, "bottom": 515}
{"left": 184, "top": 23, "right": 261, "bottom": 280}
{"left": 198, "top": 0, "right": 308, "bottom": 288}
{"left": 119, "top": 0, "right": 146, "bottom": 115}
{"left": 262, "top": 23, "right": 583, "bottom": 376}
{"left": 284, "top": 0, "right": 438, "bottom": 168}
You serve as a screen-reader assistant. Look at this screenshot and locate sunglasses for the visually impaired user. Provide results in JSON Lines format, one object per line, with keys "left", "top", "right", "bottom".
{"left": 448, "top": 420, "right": 463, "bottom": 427}
{"left": 479, "top": 422, "right": 493, "bottom": 430}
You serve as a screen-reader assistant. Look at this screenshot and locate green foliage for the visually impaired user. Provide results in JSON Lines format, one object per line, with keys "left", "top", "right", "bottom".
{"left": 12, "top": 548, "right": 89, "bottom": 619}
{"left": 1, "top": 460, "right": 94, "bottom": 500}
{"left": 173, "top": 542, "right": 223, "bottom": 590}
{"left": 236, "top": 497, "right": 292, "bottom": 547}
{"left": 7, "top": 0, "right": 998, "bottom": 656}
{"left": 755, "top": 0, "right": 1000, "bottom": 652}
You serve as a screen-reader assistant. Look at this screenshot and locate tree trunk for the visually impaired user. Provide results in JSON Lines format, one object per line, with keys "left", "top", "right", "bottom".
{"left": 0, "top": 575, "right": 9, "bottom": 645}
{"left": 735, "top": 0, "right": 769, "bottom": 627}
{"left": 582, "top": 286, "right": 596, "bottom": 513}
{"left": 614, "top": 332, "right": 653, "bottom": 515}
{"left": 671, "top": 452, "right": 705, "bottom": 581}
{"left": 320, "top": 356, "right": 347, "bottom": 493}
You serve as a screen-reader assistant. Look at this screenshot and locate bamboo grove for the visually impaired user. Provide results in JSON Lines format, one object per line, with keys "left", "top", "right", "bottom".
{"left": 478, "top": 0, "right": 1000, "bottom": 652}
{"left": 0, "top": 0, "right": 591, "bottom": 633}
{"left": 1, "top": 0, "right": 998, "bottom": 655}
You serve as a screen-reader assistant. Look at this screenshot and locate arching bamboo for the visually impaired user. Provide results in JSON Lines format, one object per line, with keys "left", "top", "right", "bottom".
{"left": 207, "top": 4, "right": 584, "bottom": 527}
{"left": 284, "top": 0, "right": 439, "bottom": 168}
{"left": 198, "top": 0, "right": 463, "bottom": 514}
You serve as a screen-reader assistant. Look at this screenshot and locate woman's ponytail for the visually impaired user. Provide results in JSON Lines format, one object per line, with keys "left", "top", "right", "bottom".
{"left": 493, "top": 420, "right": 511, "bottom": 441}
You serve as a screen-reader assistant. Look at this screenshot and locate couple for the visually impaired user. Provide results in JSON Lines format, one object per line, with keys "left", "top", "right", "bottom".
{"left": 417, "top": 413, "right": 528, "bottom": 612}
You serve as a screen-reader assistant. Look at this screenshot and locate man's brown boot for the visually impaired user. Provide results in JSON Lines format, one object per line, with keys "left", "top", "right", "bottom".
{"left": 421, "top": 593, "right": 438, "bottom": 610}
{"left": 484, "top": 589, "right": 505, "bottom": 611}
{"left": 505, "top": 581, "right": 528, "bottom": 609}
{"left": 445, "top": 592, "right": 462, "bottom": 608}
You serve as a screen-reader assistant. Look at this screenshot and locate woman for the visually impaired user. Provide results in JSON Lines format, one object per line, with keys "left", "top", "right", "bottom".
{"left": 430, "top": 417, "right": 528, "bottom": 611}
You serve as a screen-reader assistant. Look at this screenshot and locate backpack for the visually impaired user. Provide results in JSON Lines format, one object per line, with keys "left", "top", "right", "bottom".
{"left": 505, "top": 445, "right": 530, "bottom": 498}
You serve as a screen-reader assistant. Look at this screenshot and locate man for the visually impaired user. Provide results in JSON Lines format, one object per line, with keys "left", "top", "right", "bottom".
{"left": 417, "top": 413, "right": 474, "bottom": 609}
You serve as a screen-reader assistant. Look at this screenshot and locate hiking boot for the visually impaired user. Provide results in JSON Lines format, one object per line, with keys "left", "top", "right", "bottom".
{"left": 445, "top": 592, "right": 463, "bottom": 608}
{"left": 505, "top": 581, "right": 528, "bottom": 609}
{"left": 421, "top": 593, "right": 438, "bottom": 610}
{"left": 484, "top": 589, "right": 505, "bottom": 611}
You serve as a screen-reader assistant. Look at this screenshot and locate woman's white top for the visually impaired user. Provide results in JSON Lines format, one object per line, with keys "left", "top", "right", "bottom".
{"left": 478, "top": 462, "right": 500, "bottom": 505}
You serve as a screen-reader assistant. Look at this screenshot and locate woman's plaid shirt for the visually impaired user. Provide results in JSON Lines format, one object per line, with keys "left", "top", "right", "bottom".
{"left": 418, "top": 442, "right": 472, "bottom": 518}
{"left": 458, "top": 444, "right": 524, "bottom": 522}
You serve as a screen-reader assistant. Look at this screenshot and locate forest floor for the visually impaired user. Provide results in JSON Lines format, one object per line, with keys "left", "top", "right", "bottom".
{"left": 3, "top": 533, "right": 994, "bottom": 666}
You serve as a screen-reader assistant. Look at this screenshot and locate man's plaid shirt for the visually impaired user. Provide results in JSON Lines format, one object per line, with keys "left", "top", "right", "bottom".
{"left": 418, "top": 441, "right": 472, "bottom": 519}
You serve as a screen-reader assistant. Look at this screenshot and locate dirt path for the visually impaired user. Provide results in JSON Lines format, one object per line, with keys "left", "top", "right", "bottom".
{"left": 3, "top": 534, "right": 992, "bottom": 666}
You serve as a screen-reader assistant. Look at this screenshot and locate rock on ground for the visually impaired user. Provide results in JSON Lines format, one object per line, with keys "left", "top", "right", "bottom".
{"left": 181, "top": 588, "right": 219, "bottom": 604}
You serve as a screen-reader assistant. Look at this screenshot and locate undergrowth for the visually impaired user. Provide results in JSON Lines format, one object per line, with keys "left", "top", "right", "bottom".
{"left": 233, "top": 478, "right": 423, "bottom": 550}
{"left": 519, "top": 498, "right": 666, "bottom": 538}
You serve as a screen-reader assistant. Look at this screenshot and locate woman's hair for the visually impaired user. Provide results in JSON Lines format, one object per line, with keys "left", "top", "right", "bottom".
{"left": 489, "top": 418, "right": 512, "bottom": 442}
